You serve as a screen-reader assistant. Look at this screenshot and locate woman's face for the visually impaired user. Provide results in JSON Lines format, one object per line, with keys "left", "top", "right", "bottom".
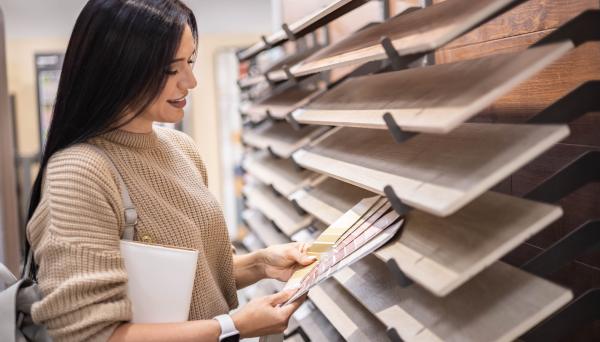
{"left": 138, "top": 24, "right": 198, "bottom": 127}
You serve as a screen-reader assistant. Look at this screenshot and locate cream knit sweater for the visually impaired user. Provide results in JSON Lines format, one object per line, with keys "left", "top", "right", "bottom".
{"left": 27, "top": 127, "right": 238, "bottom": 341}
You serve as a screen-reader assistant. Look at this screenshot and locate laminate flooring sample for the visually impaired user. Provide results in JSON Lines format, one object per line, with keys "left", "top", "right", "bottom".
{"left": 245, "top": 84, "right": 325, "bottom": 122}
{"left": 335, "top": 256, "right": 572, "bottom": 342}
{"left": 293, "top": 42, "right": 573, "bottom": 133}
{"left": 243, "top": 120, "right": 329, "bottom": 158}
{"left": 309, "top": 278, "right": 389, "bottom": 342}
{"left": 290, "top": 176, "right": 376, "bottom": 225}
{"left": 292, "top": 0, "right": 524, "bottom": 75}
{"left": 238, "top": 0, "right": 369, "bottom": 60}
{"left": 244, "top": 151, "right": 317, "bottom": 197}
{"left": 296, "top": 303, "right": 344, "bottom": 342}
{"left": 243, "top": 184, "right": 313, "bottom": 236}
{"left": 242, "top": 209, "right": 290, "bottom": 246}
{"left": 293, "top": 123, "right": 569, "bottom": 216}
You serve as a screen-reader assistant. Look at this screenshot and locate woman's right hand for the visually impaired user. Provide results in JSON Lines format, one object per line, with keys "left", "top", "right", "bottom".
{"left": 231, "top": 290, "right": 305, "bottom": 338}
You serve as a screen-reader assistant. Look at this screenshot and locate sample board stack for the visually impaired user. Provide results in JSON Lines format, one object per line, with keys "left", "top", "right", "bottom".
{"left": 236, "top": 0, "right": 600, "bottom": 341}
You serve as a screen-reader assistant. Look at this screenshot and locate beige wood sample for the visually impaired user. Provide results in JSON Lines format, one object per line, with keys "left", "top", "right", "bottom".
{"left": 242, "top": 210, "right": 290, "bottom": 246}
{"left": 244, "top": 151, "right": 318, "bottom": 197}
{"left": 309, "top": 278, "right": 389, "bottom": 342}
{"left": 293, "top": 42, "right": 573, "bottom": 133}
{"left": 289, "top": 176, "right": 375, "bottom": 225}
{"left": 245, "top": 84, "right": 325, "bottom": 122}
{"left": 238, "top": 0, "right": 368, "bottom": 61}
{"left": 243, "top": 184, "right": 313, "bottom": 237}
{"left": 293, "top": 123, "right": 569, "bottom": 216}
{"left": 296, "top": 303, "right": 344, "bottom": 342}
{"left": 334, "top": 256, "right": 572, "bottom": 342}
{"left": 243, "top": 120, "right": 330, "bottom": 158}
{"left": 291, "top": 0, "right": 522, "bottom": 75}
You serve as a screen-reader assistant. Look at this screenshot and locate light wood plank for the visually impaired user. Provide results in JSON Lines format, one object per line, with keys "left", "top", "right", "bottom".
{"left": 291, "top": 0, "right": 523, "bottom": 75}
{"left": 243, "top": 120, "right": 330, "bottom": 158}
{"left": 289, "top": 176, "right": 375, "bottom": 225}
{"left": 242, "top": 209, "right": 290, "bottom": 246}
{"left": 293, "top": 123, "right": 569, "bottom": 216}
{"left": 296, "top": 303, "right": 344, "bottom": 342}
{"left": 293, "top": 42, "right": 573, "bottom": 133}
{"left": 334, "top": 256, "right": 573, "bottom": 342}
{"left": 243, "top": 184, "right": 313, "bottom": 237}
{"left": 245, "top": 84, "right": 325, "bottom": 121}
{"left": 244, "top": 151, "right": 318, "bottom": 197}
{"left": 309, "top": 278, "right": 389, "bottom": 342}
{"left": 238, "top": 0, "right": 369, "bottom": 60}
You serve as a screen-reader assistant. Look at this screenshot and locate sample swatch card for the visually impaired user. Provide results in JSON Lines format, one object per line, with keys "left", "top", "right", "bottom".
{"left": 283, "top": 195, "right": 405, "bottom": 305}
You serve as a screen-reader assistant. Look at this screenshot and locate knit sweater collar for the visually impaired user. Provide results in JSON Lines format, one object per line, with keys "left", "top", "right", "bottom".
{"left": 100, "top": 128, "right": 158, "bottom": 150}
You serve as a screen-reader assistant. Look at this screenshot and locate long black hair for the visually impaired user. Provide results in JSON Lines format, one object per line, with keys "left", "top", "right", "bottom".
{"left": 25, "top": 0, "right": 197, "bottom": 271}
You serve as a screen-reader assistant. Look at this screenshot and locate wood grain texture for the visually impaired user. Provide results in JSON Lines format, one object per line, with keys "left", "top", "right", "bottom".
{"left": 242, "top": 209, "right": 290, "bottom": 246}
{"left": 434, "top": 0, "right": 599, "bottom": 49}
{"left": 293, "top": 123, "right": 569, "bottom": 216}
{"left": 293, "top": 42, "right": 572, "bottom": 133}
{"left": 296, "top": 303, "right": 345, "bottom": 342}
{"left": 245, "top": 84, "right": 324, "bottom": 121}
{"left": 335, "top": 255, "right": 572, "bottom": 342}
{"left": 289, "top": 176, "right": 375, "bottom": 225}
{"left": 242, "top": 120, "right": 330, "bottom": 158}
{"left": 243, "top": 184, "right": 313, "bottom": 236}
{"left": 309, "top": 278, "right": 389, "bottom": 341}
{"left": 291, "top": 0, "right": 522, "bottom": 75}
{"left": 243, "top": 151, "right": 318, "bottom": 196}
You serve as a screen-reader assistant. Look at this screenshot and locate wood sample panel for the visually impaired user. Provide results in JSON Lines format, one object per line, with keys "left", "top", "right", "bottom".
{"left": 309, "top": 278, "right": 389, "bottom": 341}
{"left": 243, "top": 151, "right": 318, "bottom": 197}
{"left": 293, "top": 123, "right": 569, "bottom": 216}
{"left": 291, "top": 0, "right": 523, "bottom": 75}
{"left": 243, "top": 184, "right": 313, "bottom": 236}
{"left": 296, "top": 303, "right": 345, "bottom": 342}
{"left": 335, "top": 256, "right": 572, "bottom": 342}
{"left": 242, "top": 209, "right": 290, "bottom": 246}
{"left": 245, "top": 84, "right": 325, "bottom": 122}
{"left": 290, "top": 176, "right": 375, "bottom": 225}
{"left": 293, "top": 42, "right": 572, "bottom": 133}
{"left": 242, "top": 120, "right": 329, "bottom": 158}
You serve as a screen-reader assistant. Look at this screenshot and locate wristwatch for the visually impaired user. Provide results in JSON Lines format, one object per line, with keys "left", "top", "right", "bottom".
{"left": 213, "top": 314, "right": 240, "bottom": 342}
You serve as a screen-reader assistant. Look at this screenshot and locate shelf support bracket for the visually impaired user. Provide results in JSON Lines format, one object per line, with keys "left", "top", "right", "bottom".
{"left": 383, "top": 112, "right": 418, "bottom": 144}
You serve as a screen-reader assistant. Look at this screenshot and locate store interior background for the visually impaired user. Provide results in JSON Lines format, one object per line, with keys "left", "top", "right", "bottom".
{"left": 0, "top": 0, "right": 400, "bottom": 271}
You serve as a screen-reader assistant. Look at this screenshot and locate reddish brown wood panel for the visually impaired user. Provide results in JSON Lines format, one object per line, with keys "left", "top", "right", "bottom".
{"left": 434, "top": 0, "right": 598, "bottom": 50}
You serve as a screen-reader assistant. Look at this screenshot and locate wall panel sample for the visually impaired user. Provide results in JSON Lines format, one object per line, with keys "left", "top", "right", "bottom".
{"left": 243, "top": 151, "right": 318, "bottom": 196}
{"left": 293, "top": 123, "right": 569, "bottom": 216}
{"left": 244, "top": 83, "right": 325, "bottom": 122}
{"left": 238, "top": 0, "right": 370, "bottom": 60}
{"left": 290, "top": 176, "right": 375, "bottom": 225}
{"left": 243, "top": 184, "right": 313, "bottom": 236}
{"left": 242, "top": 120, "right": 329, "bottom": 158}
{"left": 309, "top": 278, "right": 389, "bottom": 341}
{"left": 292, "top": 42, "right": 572, "bottom": 133}
{"left": 291, "top": 0, "right": 524, "bottom": 75}
{"left": 335, "top": 256, "right": 572, "bottom": 342}
{"left": 242, "top": 209, "right": 290, "bottom": 246}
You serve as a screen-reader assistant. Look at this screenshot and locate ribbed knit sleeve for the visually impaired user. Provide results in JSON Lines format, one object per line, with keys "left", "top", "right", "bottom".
{"left": 27, "top": 145, "right": 132, "bottom": 342}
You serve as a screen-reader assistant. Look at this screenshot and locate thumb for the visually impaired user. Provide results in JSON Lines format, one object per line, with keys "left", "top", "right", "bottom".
{"left": 268, "top": 289, "right": 296, "bottom": 305}
{"left": 290, "top": 245, "right": 317, "bottom": 266}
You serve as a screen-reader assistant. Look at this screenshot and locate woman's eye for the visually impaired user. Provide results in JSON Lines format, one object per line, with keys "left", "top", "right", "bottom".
{"left": 165, "top": 68, "right": 178, "bottom": 75}
{"left": 187, "top": 59, "right": 195, "bottom": 65}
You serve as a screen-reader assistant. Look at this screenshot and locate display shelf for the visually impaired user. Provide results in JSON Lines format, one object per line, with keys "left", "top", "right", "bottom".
{"left": 290, "top": 0, "right": 525, "bottom": 75}
{"left": 292, "top": 42, "right": 572, "bottom": 134}
{"left": 242, "top": 120, "right": 330, "bottom": 158}
{"left": 243, "top": 151, "right": 318, "bottom": 197}
{"left": 289, "top": 176, "right": 375, "bottom": 225}
{"left": 244, "top": 83, "right": 325, "bottom": 122}
{"left": 237, "top": 0, "right": 370, "bottom": 61}
{"left": 242, "top": 209, "right": 290, "bottom": 246}
{"left": 296, "top": 302, "right": 344, "bottom": 342}
{"left": 243, "top": 184, "right": 313, "bottom": 237}
{"left": 293, "top": 123, "right": 569, "bottom": 217}
{"left": 334, "top": 256, "right": 572, "bottom": 342}
{"left": 308, "top": 278, "right": 389, "bottom": 342}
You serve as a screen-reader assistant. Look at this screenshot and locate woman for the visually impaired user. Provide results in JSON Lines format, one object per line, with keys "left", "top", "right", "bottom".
{"left": 26, "top": 0, "right": 313, "bottom": 341}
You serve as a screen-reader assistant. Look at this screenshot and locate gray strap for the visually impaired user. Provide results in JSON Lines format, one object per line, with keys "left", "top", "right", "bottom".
{"left": 85, "top": 144, "right": 137, "bottom": 240}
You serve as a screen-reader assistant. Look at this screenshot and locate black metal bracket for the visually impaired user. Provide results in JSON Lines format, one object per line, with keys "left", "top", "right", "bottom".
{"left": 384, "top": 185, "right": 412, "bottom": 216}
{"left": 522, "top": 220, "right": 600, "bottom": 277}
{"left": 382, "top": 185, "right": 414, "bottom": 287}
{"left": 286, "top": 112, "right": 305, "bottom": 131}
{"left": 520, "top": 289, "right": 600, "bottom": 342}
{"left": 281, "top": 23, "right": 296, "bottom": 42}
{"left": 383, "top": 112, "right": 419, "bottom": 144}
{"left": 266, "top": 146, "right": 280, "bottom": 159}
{"left": 290, "top": 198, "right": 308, "bottom": 216}
{"left": 265, "top": 109, "right": 276, "bottom": 122}
{"left": 269, "top": 183, "right": 282, "bottom": 198}
{"left": 263, "top": 72, "right": 276, "bottom": 87}
{"left": 380, "top": 36, "right": 403, "bottom": 71}
{"left": 386, "top": 327, "right": 403, "bottom": 342}
{"left": 260, "top": 35, "right": 272, "bottom": 49}
{"left": 528, "top": 81, "right": 600, "bottom": 124}
{"left": 524, "top": 151, "right": 600, "bottom": 203}
{"left": 283, "top": 65, "right": 297, "bottom": 84}
{"left": 532, "top": 10, "right": 600, "bottom": 48}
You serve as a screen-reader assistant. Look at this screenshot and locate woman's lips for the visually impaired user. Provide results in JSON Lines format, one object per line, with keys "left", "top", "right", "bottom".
{"left": 168, "top": 98, "right": 186, "bottom": 109}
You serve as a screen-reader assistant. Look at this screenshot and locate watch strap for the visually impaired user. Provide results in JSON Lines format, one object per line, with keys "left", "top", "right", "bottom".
{"left": 214, "top": 314, "right": 240, "bottom": 342}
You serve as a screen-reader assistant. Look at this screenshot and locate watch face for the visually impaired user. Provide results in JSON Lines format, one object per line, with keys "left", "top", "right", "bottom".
{"left": 221, "top": 335, "right": 240, "bottom": 342}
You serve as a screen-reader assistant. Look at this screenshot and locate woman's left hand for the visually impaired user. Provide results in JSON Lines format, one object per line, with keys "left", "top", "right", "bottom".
{"left": 259, "top": 242, "right": 317, "bottom": 281}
